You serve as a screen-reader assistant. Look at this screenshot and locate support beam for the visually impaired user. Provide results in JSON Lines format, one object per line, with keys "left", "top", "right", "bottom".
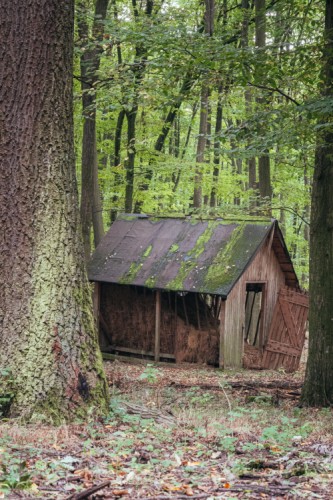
{"left": 219, "top": 299, "right": 226, "bottom": 368}
{"left": 155, "top": 290, "right": 161, "bottom": 362}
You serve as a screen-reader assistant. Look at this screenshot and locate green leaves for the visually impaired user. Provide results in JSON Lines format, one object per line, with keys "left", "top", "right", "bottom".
{"left": 0, "top": 370, "right": 14, "bottom": 419}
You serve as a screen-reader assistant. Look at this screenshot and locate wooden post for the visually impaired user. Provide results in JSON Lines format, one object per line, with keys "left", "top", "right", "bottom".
{"left": 93, "top": 282, "right": 101, "bottom": 335}
{"left": 155, "top": 290, "right": 161, "bottom": 362}
{"left": 219, "top": 299, "right": 226, "bottom": 369}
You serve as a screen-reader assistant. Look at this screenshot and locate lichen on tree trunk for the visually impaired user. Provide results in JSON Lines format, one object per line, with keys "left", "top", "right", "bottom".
{"left": 0, "top": 0, "right": 109, "bottom": 421}
{"left": 301, "top": 0, "right": 333, "bottom": 407}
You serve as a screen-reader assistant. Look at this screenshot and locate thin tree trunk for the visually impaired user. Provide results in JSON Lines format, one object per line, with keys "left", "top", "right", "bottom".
{"left": 110, "top": 108, "right": 126, "bottom": 222}
{"left": 122, "top": 0, "right": 153, "bottom": 213}
{"left": 114, "top": 113, "right": 125, "bottom": 166}
{"left": 210, "top": 87, "right": 223, "bottom": 207}
{"left": 155, "top": 71, "right": 197, "bottom": 153}
{"left": 0, "top": 0, "right": 108, "bottom": 421}
{"left": 193, "top": 85, "right": 210, "bottom": 208}
{"left": 172, "top": 102, "right": 199, "bottom": 193}
{"left": 193, "top": 0, "right": 215, "bottom": 208}
{"left": 242, "top": 0, "right": 257, "bottom": 207}
{"left": 125, "top": 108, "right": 137, "bottom": 212}
{"left": 255, "top": 0, "right": 272, "bottom": 210}
{"left": 181, "top": 101, "right": 199, "bottom": 160}
{"left": 78, "top": 0, "right": 108, "bottom": 261}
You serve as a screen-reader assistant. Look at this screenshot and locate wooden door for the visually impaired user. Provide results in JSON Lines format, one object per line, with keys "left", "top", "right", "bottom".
{"left": 262, "top": 286, "right": 308, "bottom": 372}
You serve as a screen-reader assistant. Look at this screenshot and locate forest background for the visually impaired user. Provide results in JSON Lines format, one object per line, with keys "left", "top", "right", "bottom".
{"left": 75, "top": 0, "right": 321, "bottom": 288}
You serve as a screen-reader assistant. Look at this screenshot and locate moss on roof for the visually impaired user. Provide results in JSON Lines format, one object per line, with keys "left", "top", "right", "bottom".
{"left": 88, "top": 215, "right": 284, "bottom": 296}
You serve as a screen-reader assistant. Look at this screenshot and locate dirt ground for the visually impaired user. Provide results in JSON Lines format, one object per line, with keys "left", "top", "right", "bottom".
{"left": 1, "top": 359, "right": 333, "bottom": 499}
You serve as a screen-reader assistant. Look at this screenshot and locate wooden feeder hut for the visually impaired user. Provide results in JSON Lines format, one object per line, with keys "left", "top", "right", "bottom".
{"left": 88, "top": 214, "right": 308, "bottom": 371}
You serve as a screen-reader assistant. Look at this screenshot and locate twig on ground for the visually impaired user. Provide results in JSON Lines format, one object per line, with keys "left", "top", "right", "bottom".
{"left": 122, "top": 402, "right": 175, "bottom": 426}
{"left": 65, "top": 480, "right": 111, "bottom": 500}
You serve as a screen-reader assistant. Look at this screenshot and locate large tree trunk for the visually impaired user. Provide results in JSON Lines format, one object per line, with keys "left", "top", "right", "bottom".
{"left": 0, "top": 0, "right": 109, "bottom": 421}
{"left": 301, "top": 0, "right": 333, "bottom": 407}
{"left": 78, "top": 0, "right": 108, "bottom": 261}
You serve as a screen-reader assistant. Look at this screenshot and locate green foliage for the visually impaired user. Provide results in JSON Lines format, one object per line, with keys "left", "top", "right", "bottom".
{"left": 0, "top": 369, "right": 14, "bottom": 418}
{"left": 73, "top": 0, "right": 330, "bottom": 287}
{"left": 138, "top": 364, "right": 160, "bottom": 384}
{"left": 0, "top": 454, "right": 32, "bottom": 493}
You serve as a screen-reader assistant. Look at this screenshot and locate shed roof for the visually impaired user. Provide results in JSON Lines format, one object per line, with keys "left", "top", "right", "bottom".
{"left": 88, "top": 215, "right": 298, "bottom": 297}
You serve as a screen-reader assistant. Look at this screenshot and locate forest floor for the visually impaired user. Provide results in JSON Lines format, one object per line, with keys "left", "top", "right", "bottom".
{"left": 1, "top": 359, "right": 333, "bottom": 499}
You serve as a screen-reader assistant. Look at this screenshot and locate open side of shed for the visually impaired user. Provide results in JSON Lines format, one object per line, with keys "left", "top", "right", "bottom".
{"left": 88, "top": 215, "right": 305, "bottom": 369}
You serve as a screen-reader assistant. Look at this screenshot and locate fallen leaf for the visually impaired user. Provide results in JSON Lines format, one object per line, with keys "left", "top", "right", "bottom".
{"left": 74, "top": 469, "right": 93, "bottom": 481}
{"left": 185, "top": 486, "right": 194, "bottom": 496}
{"left": 198, "top": 486, "right": 210, "bottom": 492}
{"left": 30, "top": 483, "right": 39, "bottom": 493}
{"left": 223, "top": 482, "right": 231, "bottom": 489}
{"left": 163, "top": 483, "right": 182, "bottom": 491}
{"left": 112, "top": 489, "right": 129, "bottom": 496}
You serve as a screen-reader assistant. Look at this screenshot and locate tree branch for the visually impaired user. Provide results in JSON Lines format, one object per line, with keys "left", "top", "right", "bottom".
{"left": 273, "top": 206, "right": 310, "bottom": 225}
{"left": 247, "top": 82, "right": 301, "bottom": 106}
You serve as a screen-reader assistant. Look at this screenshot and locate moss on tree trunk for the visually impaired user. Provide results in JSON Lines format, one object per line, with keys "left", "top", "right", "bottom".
{"left": 301, "top": 0, "right": 333, "bottom": 407}
{"left": 0, "top": 0, "right": 109, "bottom": 422}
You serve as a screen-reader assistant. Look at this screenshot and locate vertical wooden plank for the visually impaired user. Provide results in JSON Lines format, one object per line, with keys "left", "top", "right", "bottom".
{"left": 195, "top": 293, "right": 201, "bottom": 330}
{"left": 155, "top": 290, "right": 161, "bottom": 362}
{"left": 93, "top": 282, "right": 101, "bottom": 334}
{"left": 219, "top": 299, "right": 226, "bottom": 369}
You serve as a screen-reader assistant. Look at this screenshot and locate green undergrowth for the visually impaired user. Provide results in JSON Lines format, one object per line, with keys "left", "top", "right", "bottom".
{"left": 0, "top": 370, "right": 14, "bottom": 418}
{"left": 0, "top": 363, "right": 333, "bottom": 498}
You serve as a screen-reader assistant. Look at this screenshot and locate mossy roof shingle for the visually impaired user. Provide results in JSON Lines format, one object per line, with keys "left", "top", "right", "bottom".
{"left": 88, "top": 215, "right": 295, "bottom": 297}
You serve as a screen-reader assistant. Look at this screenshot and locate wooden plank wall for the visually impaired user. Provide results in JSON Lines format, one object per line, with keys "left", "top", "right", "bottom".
{"left": 223, "top": 235, "right": 286, "bottom": 368}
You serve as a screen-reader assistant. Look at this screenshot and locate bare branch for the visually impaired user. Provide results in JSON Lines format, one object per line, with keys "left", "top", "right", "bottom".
{"left": 247, "top": 82, "right": 301, "bottom": 106}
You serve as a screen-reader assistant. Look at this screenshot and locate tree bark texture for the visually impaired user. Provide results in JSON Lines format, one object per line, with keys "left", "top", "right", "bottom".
{"left": 193, "top": 85, "right": 210, "bottom": 208}
{"left": 125, "top": 109, "right": 137, "bottom": 212}
{"left": 301, "top": 0, "right": 333, "bottom": 406}
{"left": 0, "top": 0, "right": 109, "bottom": 421}
{"left": 154, "top": 70, "right": 196, "bottom": 153}
{"left": 122, "top": 1, "right": 153, "bottom": 213}
{"left": 255, "top": 0, "right": 272, "bottom": 209}
{"left": 209, "top": 85, "right": 223, "bottom": 207}
{"left": 193, "top": 0, "right": 214, "bottom": 209}
{"left": 78, "top": 0, "right": 108, "bottom": 261}
{"left": 242, "top": 1, "right": 257, "bottom": 199}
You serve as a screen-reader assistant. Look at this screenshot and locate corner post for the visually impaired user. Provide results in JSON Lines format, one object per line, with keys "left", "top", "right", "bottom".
{"left": 219, "top": 299, "right": 226, "bottom": 369}
{"left": 155, "top": 290, "right": 161, "bottom": 362}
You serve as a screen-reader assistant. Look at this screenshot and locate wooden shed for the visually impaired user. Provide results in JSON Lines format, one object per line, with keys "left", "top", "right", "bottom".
{"left": 88, "top": 214, "right": 308, "bottom": 371}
